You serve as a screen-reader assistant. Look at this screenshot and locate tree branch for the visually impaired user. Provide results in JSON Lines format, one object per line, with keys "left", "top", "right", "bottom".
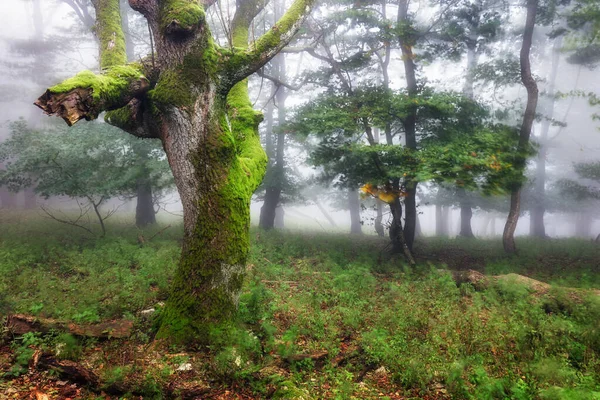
{"left": 34, "top": 66, "right": 150, "bottom": 126}
{"left": 256, "top": 69, "right": 304, "bottom": 91}
{"left": 226, "top": 0, "right": 316, "bottom": 85}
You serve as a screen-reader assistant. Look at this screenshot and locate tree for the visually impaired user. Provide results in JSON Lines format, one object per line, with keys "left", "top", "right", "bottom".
{"left": 0, "top": 120, "right": 172, "bottom": 235}
{"left": 502, "top": 0, "right": 539, "bottom": 253}
{"left": 33, "top": 0, "right": 315, "bottom": 344}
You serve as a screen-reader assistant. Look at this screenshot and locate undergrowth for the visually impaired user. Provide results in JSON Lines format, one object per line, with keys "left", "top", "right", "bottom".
{"left": 1, "top": 211, "right": 599, "bottom": 399}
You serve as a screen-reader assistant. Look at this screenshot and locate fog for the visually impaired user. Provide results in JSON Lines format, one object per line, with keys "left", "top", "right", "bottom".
{"left": 1, "top": 0, "right": 599, "bottom": 241}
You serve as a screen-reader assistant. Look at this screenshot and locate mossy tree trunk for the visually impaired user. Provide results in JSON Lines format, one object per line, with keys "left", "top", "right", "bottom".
{"left": 34, "top": 0, "right": 314, "bottom": 344}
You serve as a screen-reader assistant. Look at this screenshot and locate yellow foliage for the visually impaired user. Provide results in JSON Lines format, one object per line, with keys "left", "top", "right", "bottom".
{"left": 360, "top": 183, "right": 406, "bottom": 203}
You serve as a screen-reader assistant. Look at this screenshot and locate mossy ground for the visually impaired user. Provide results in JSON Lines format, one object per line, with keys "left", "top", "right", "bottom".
{"left": 1, "top": 210, "right": 599, "bottom": 399}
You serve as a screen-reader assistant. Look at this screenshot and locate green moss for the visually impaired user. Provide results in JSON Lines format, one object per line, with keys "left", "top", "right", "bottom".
{"left": 160, "top": 0, "right": 205, "bottom": 33}
{"left": 228, "top": 0, "right": 315, "bottom": 70}
{"left": 149, "top": 37, "right": 219, "bottom": 112}
{"left": 104, "top": 106, "right": 135, "bottom": 130}
{"left": 96, "top": 0, "right": 127, "bottom": 69}
{"left": 49, "top": 65, "right": 146, "bottom": 108}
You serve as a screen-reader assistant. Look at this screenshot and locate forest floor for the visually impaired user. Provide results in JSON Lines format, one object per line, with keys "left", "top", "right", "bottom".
{"left": 1, "top": 211, "right": 599, "bottom": 399}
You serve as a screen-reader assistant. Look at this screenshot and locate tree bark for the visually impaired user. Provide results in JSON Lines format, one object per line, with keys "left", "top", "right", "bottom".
{"left": 503, "top": 0, "right": 539, "bottom": 253}
{"left": 349, "top": 189, "right": 362, "bottom": 234}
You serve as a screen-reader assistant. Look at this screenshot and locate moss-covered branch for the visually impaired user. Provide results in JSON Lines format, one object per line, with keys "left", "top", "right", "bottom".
{"left": 95, "top": 0, "right": 127, "bottom": 69}
{"left": 34, "top": 65, "right": 149, "bottom": 126}
{"left": 226, "top": 0, "right": 315, "bottom": 86}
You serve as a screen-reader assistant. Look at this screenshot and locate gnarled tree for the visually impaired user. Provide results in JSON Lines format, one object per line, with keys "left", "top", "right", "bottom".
{"left": 34, "top": 0, "right": 314, "bottom": 344}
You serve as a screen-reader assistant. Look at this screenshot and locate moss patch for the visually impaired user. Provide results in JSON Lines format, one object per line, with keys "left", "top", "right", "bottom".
{"left": 49, "top": 65, "right": 146, "bottom": 107}
{"left": 96, "top": 0, "right": 127, "bottom": 69}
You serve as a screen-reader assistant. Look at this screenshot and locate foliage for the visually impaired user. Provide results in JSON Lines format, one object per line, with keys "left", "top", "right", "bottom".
{"left": 291, "top": 88, "right": 525, "bottom": 194}
{"left": 0, "top": 119, "right": 173, "bottom": 234}
{"left": 1, "top": 215, "right": 600, "bottom": 396}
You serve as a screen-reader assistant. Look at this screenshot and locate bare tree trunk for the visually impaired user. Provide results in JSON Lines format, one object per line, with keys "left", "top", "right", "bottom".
{"left": 397, "top": 0, "right": 418, "bottom": 251}
{"left": 135, "top": 179, "right": 156, "bottom": 227}
{"left": 503, "top": 0, "right": 539, "bottom": 253}
{"left": 259, "top": 0, "right": 287, "bottom": 230}
{"left": 375, "top": 201, "right": 384, "bottom": 237}
{"left": 436, "top": 204, "right": 443, "bottom": 236}
{"left": 459, "top": 190, "right": 474, "bottom": 237}
{"left": 458, "top": 46, "right": 479, "bottom": 237}
{"left": 349, "top": 189, "right": 362, "bottom": 235}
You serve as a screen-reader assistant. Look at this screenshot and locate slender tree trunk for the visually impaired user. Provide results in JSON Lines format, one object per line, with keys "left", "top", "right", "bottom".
{"left": 397, "top": 0, "right": 418, "bottom": 250}
{"left": 389, "top": 199, "right": 415, "bottom": 265}
{"left": 436, "top": 204, "right": 443, "bottom": 236}
{"left": 349, "top": 189, "right": 362, "bottom": 234}
{"left": 530, "top": 38, "right": 560, "bottom": 238}
{"left": 457, "top": 46, "right": 479, "bottom": 237}
{"left": 503, "top": 0, "right": 539, "bottom": 253}
{"left": 258, "top": 0, "right": 286, "bottom": 230}
{"left": 375, "top": 201, "right": 384, "bottom": 237}
{"left": 259, "top": 87, "right": 277, "bottom": 229}
{"left": 459, "top": 189, "right": 474, "bottom": 237}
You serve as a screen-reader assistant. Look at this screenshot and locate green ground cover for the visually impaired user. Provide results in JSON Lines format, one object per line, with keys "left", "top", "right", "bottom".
{"left": 1, "top": 211, "right": 599, "bottom": 399}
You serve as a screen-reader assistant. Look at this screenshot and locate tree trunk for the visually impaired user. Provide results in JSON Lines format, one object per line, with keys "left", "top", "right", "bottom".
{"left": 375, "top": 201, "right": 384, "bottom": 237}
{"left": 258, "top": 0, "right": 286, "bottom": 230}
{"left": 458, "top": 188, "right": 474, "bottom": 237}
{"left": 135, "top": 179, "right": 156, "bottom": 227}
{"left": 397, "top": 0, "right": 418, "bottom": 251}
{"left": 349, "top": 189, "right": 362, "bottom": 234}
{"left": 458, "top": 46, "right": 479, "bottom": 237}
{"left": 530, "top": 38, "right": 560, "bottom": 238}
{"left": 389, "top": 199, "right": 415, "bottom": 265}
{"left": 436, "top": 204, "right": 443, "bottom": 236}
{"left": 503, "top": 0, "right": 539, "bottom": 253}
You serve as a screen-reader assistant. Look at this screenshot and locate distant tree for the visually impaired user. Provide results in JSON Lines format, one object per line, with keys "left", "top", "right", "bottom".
{"left": 556, "top": 161, "right": 600, "bottom": 238}
{"left": 0, "top": 120, "right": 172, "bottom": 235}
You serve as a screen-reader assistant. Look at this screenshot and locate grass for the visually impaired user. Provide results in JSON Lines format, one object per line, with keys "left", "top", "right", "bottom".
{"left": 1, "top": 210, "right": 599, "bottom": 399}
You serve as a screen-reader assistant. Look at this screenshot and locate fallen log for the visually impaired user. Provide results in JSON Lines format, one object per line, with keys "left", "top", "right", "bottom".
{"left": 5, "top": 314, "right": 133, "bottom": 339}
{"left": 446, "top": 269, "right": 600, "bottom": 299}
{"left": 32, "top": 351, "right": 100, "bottom": 387}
